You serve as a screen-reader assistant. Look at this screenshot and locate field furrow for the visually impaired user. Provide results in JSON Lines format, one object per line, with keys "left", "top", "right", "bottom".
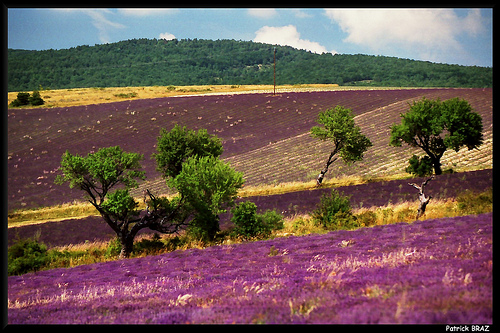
{"left": 8, "top": 88, "right": 492, "bottom": 211}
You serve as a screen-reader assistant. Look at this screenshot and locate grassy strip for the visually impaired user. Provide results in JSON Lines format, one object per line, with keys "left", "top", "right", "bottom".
{"left": 8, "top": 173, "right": 410, "bottom": 227}
{"left": 9, "top": 188, "right": 492, "bottom": 275}
{"left": 7, "top": 84, "right": 336, "bottom": 108}
{"left": 7, "top": 84, "right": 430, "bottom": 109}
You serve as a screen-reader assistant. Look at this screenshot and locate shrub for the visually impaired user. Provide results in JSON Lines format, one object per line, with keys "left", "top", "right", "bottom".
{"left": 9, "top": 91, "right": 44, "bottom": 107}
{"left": 134, "top": 233, "right": 165, "bottom": 255}
{"left": 105, "top": 237, "right": 122, "bottom": 258}
{"left": 259, "top": 209, "right": 284, "bottom": 232}
{"left": 405, "top": 155, "right": 434, "bottom": 177}
{"left": 312, "top": 189, "right": 358, "bottom": 230}
{"left": 10, "top": 92, "right": 31, "bottom": 107}
{"left": 29, "top": 90, "right": 45, "bottom": 105}
{"left": 231, "top": 201, "right": 284, "bottom": 237}
{"left": 8, "top": 237, "right": 48, "bottom": 275}
{"left": 231, "top": 201, "right": 261, "bottom": 237}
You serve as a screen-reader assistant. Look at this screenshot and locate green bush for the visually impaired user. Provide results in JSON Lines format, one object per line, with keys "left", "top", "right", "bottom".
{"left": 259, "top": 209, "right": 284, "bottom": 231}
{"left": 9, "top": 91, "right": 44, "bottom": 107}
{"left": 405, "top": 155, "right": 434, "bottom": 177}
{"left": 29, "top": 90, "right": 45, "bottom": 105}
{"left": 312, "top": 189, "right": 358, "bottom": 230}
{"left": 105, "top": 237, "right": 122, "bottom": 258}
{"left": 133, "top": 233, "right": 165, "bottom": 255}
{"left": 231, "top": 201, "right": 283, "bottom": 237}
{"left": 231, "top": 201, "right": 260, "bottom": 237}
{"left": 8, "top": 238, "right": 49, "bottom": 276}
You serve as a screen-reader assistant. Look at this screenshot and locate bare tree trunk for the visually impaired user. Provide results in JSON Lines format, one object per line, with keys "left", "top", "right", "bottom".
{"left": 408, "top": 175, "right": 435, "bottom": 219}
{"left": 119, "top": 236, "right": 134, "bottom": 259}
{"left": 316, "top": 151, "right": 338, "bottom": 186}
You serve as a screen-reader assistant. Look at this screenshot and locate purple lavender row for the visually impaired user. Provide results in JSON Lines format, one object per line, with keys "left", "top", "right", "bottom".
{"left": 8, "top": 212, "right": 492, "bottom": 324}
{"left": 8, "top": 88, "right": 491, "bottom": 211}
{"left": 8, "top": 169, "right": 492, "bottom": 248}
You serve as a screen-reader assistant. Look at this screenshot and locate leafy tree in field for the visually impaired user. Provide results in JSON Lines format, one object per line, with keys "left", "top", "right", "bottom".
{"left": 390, "top": 97, "right": 483, "bottom": 175}
{"left": 56, "top": 128, "right": 243, "bottom": 257}
{"left": 153, "top": 124, "right": 224, "bottom": 179}
{"left": 169, "top": 155, "right": 244, "bottom": 240}
{"left": 29, "top": 90, "right": 45, "bottom": 105}
{"left": 9, "top": 92, "right": 31, "bottom": 107}
{"left": 310, "top": 106, "right": 373, "bottom": 185}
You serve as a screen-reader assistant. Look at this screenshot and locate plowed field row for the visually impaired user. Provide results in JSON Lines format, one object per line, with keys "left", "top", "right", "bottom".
{"left": 8, "top": 88, "right": 492, "bottom": 211}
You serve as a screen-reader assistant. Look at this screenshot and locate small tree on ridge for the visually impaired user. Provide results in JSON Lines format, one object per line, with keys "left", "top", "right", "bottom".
{"left": 310, "top": 106, "right": 372, "bottom": 185}
{"left": 390, "top": 97, "right": 483, "bottom": 175}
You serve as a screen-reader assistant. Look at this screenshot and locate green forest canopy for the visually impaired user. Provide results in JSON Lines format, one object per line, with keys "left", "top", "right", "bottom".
{"left": 8, "top": 38, "right": 492, "bottom": 92}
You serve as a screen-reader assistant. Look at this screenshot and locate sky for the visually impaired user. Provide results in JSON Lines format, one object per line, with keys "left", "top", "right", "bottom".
{"left": 7, "top": 8, "right": 493, "bottom": 67}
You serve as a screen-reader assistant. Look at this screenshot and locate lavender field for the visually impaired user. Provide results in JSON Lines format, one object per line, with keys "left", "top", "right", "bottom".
{"left": 8, "top": 212, "right": 492, "bottom": 324}
{"left": 8, "top": 168, "right": 492, "bottom": 248}
{"left": 8, "top": 88, "right": 492, "bottom": 211}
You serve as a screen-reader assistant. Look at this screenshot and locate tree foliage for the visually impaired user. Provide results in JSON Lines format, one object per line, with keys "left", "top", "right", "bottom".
{"left": 390, "top": 97, "right": 483, "bottom": 175}
{"left": 153, "top": 124, "right": 223, "bottom": 180}
{"left": 9, "top": 91, "right": 44, "bottom": 107}
{"left": 405, "top": 155, "right": 434, "bottom": 177}
{"left": 170, "top": 155, "right": 244, "bottom": 240}
{"left": 8, "top": 38, "right": 492, "bottom": 92}
{"left": 311, "top": 106, "right": 372, "bottom": 184}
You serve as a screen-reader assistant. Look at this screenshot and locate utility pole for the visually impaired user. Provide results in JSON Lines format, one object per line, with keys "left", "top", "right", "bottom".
{"left": 273, "top": 47, "right": 276, "bottom": 95}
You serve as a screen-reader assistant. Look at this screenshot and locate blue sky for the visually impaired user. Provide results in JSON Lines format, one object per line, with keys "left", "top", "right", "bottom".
{"left": 8, "top": 8, "right": 493, "bottom": 67}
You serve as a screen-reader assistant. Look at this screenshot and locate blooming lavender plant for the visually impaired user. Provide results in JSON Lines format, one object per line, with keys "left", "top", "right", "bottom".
{"left": 8, "top": 212, "right": 492, "bottom": 324}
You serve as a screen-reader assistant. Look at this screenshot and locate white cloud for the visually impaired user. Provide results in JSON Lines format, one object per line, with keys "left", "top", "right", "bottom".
{"left": 293, "top": 9, "right": 314, "bottom": 18}
{"left": 73, "top": 9, "right": 126, "bottom": 44}
{"left": 254, "top": 25, "right": 336, "bottom": 54}
{"left": 324, "top": 8, "right": 486, "bottom": 62}
{"left": 247, "top": 8, "right": 278, "bottom": 19}
{"left": 117, "top": 8, "right": 178, "bottom": 16}
{"left": 159, "top": 32, "right": 176, "bottom": 40}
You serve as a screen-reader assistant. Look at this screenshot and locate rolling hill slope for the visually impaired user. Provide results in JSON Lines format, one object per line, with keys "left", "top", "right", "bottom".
{"left": 8, "top": 88, "right": 492, "bottom": 212}
{"left": 8, "top": 38, "right": 492, "bottom": 91}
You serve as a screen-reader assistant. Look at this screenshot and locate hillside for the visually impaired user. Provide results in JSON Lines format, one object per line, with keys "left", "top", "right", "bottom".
{"left": 8, "top": 213, "right": 492, "bottom": 324}
{"left": 7, "top": 88, "right": 492, "bottom": 212}
{"left": 8, "top": 38, "right": 492, "bottom": 91}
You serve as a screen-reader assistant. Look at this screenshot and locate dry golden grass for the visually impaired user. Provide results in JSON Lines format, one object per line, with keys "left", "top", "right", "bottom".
{"left": 275, "top": 195, "right": 486, "bottom": 239}
{"left": 238, "top": 173, "right": 410, "bottom": 198}
{"left": 8, "top": 84, "right": 345, "bottom": 108}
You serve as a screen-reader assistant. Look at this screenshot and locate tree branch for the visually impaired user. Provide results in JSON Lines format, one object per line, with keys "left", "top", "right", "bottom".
{"left": 408, "top": 175, "right": 434, "bottom": 219}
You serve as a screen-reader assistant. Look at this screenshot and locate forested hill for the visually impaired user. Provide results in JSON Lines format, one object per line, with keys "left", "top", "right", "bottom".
{"left": 8, "top": 38, "right": 492, "bottom": 92}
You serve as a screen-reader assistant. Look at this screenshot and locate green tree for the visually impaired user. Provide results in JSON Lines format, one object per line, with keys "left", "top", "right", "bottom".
{"left": 405, "top": 155, "right": 434, "bottom": 177}
{"left": 153, "top": 124, "right": 223, "bottom": 179}
{"left": 170, "top": 155, "right": 244, "bottom": 240}
{"left": 56, "top": 128, "right": 243, "bottom": 257}
{"left": 310, "top": 106, "right": 373, "bottom": 185}
{"left": 9, "top": 92, "right": 31, "bottom": 107}
{"left": 390, "top": 97, "right": 483, "bottom": 175}
{"left": 29, "top": 90, "right": 45, "bottom": 105}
